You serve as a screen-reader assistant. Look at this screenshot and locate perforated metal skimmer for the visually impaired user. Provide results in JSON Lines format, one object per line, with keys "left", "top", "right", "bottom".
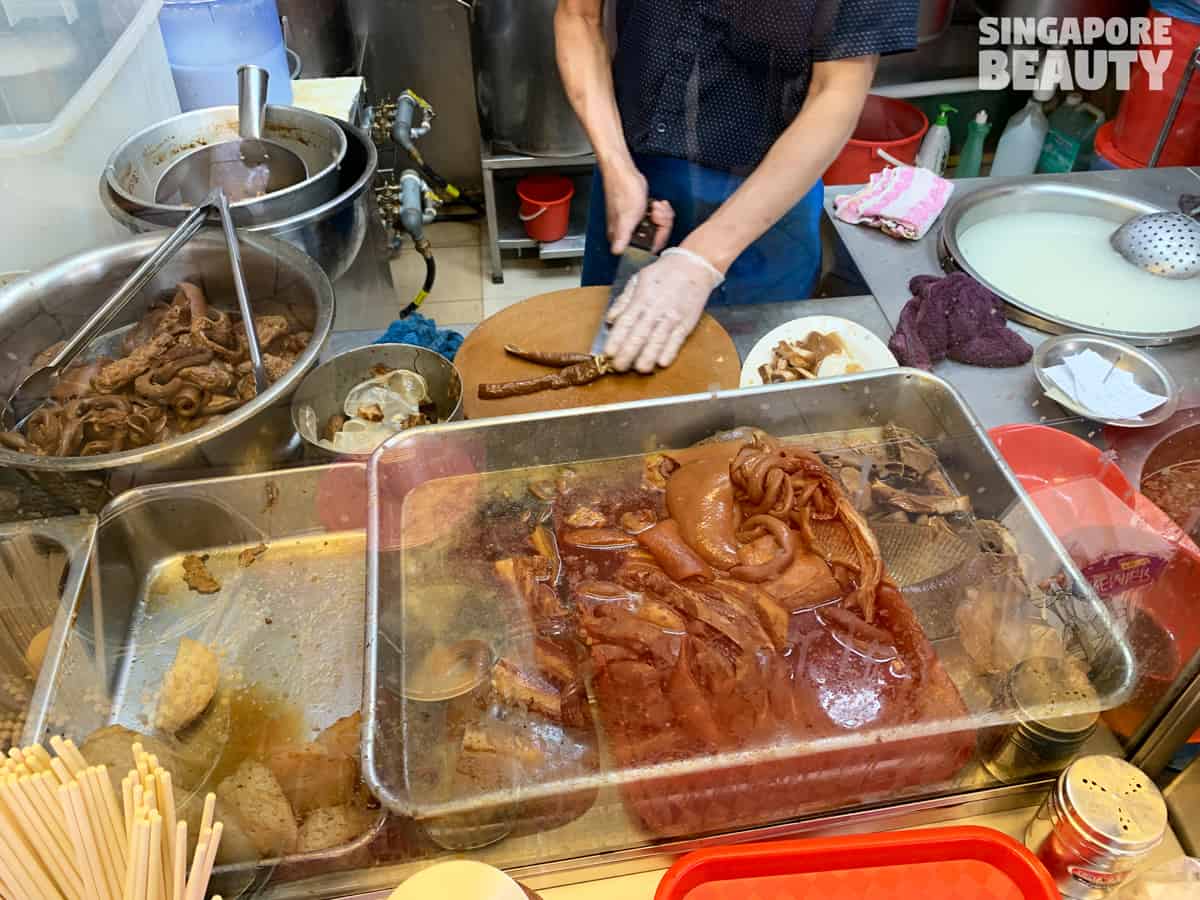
{"left": 1026, "top": 755, "right": 1168, "bottom": 898}
{"left": 1110, "top": 206, "right": 1200, "bottom": 280}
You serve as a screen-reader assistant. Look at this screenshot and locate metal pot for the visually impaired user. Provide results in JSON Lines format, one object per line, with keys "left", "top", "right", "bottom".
{"left": 938, "top": 178, "right": 1200, "bottom": 345}
{"left": 918, "top": 0, "right": 956, "bottom": 43}
{"left": 278, "top": 0, "right": 356, "bottom": 77}
{"left": 0, "top": 231, "right": 334, "bottom": 498}
{"left": 467, "top": 0, "right": 591, "bottom": 157}
{"left": 291, "top": 343, "right": 464, "bottom": 458}
{"left": 974, "top": 0, "right": 1143, "bottom": 21}
{"left": 104, "top": 104, "right": 348, "bottom": 226}
{"left": 101, "top": 118, "right": 377, "bottom": 282}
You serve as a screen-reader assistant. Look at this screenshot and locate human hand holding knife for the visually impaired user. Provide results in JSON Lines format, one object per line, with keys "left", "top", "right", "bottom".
{"left": 594, "top": 200, "right": 725, "bottom": 373}
{"left": 590, "top": 205, "right": 663, "bottom": 357}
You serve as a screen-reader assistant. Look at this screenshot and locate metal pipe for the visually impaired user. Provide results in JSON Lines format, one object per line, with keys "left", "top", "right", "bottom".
{"left": 390, "top": 93, "right": 417, "bottom": 150}
{"left": 398, "top": 170, "right": 427, "bottom": 242}
{"left": 1148, "top": 43, "right": 1200, "bottom": 168}
{"left": 390, "top": 92, "right": 432, "bottom": 153}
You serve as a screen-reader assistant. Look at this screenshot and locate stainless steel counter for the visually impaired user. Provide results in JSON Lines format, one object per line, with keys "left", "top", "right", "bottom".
{"left": 301, "top": 173, "right": 1200, "bottom": 897}
{"left": 823, "top": 166, "right": 1200, "bottom": 436}
{"left": 331, "top": 167, "right": 1200, "bottom": 441}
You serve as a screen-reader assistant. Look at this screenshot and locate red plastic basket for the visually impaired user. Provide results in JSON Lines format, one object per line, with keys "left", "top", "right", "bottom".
{"left": 655, "top": 826, "right": 1059, "bottom": 900}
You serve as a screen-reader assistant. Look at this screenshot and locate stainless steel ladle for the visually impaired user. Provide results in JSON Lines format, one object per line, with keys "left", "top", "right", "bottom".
{"left": 154, "top": 65, "right": 307, "bottom": 206}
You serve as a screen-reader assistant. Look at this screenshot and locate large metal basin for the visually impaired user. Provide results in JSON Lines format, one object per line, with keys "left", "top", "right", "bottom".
{"left": 0, "top": 231, "right": 334, "bottom": 499}
{"left": 102, "top": 118, "right": 377, "bottom": 282}
{"left": 939, "top": 179, "right": 1198, "bottom": 346}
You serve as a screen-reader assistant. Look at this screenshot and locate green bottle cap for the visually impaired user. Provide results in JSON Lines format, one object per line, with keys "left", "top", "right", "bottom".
{"left": 934, "top": 104, "right": 958, "bottom": 126}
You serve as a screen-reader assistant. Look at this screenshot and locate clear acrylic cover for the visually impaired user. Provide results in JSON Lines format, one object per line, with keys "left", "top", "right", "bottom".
{"left": 365, "top": 371, "right": 1136, "bottom": 851}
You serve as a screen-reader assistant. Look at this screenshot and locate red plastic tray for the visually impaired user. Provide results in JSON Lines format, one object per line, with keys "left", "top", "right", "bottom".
{"left": 655, "top": 826, "right": 1058, "bottom": 900}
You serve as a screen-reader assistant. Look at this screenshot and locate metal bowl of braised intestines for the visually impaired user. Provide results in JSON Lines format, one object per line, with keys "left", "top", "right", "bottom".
{"left": 291, "top": 343, "right": 463, "bottom": 458}
{"left": 0, "top": 232, "right": 334, "bottom": 477}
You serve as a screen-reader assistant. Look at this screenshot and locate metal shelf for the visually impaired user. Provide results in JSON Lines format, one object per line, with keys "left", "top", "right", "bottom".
{"left": 493, "top": 171, "right": 592, "bottom": 253}
{"left": 482, "top": 149, "right": 594, "bottom": 282}
{"left": 482, "top": 147, "right": 596, "bottom": 171}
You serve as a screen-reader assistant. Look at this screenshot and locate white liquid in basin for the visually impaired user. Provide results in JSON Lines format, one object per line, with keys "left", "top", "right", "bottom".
{"left": 958, "top": 211, "right": 1200, "bottom": 335}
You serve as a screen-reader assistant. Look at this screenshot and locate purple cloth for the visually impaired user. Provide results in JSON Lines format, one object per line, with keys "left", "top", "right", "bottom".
{"left": 888, "top": 273, "right": 1033, "bottom": 370}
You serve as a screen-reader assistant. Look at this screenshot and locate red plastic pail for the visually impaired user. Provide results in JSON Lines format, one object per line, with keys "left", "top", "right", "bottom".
{"left": 516, "top": 174, "right": 575, "bottom": 242}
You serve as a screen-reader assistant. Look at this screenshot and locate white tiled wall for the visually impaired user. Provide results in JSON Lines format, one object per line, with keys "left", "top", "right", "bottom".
{"left": 389, "top": 221, "right": 583, "bottom": 328}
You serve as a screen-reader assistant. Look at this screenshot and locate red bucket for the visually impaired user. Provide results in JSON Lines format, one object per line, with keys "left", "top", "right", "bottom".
{"left": 823, "top": 95, "right": 929, "bottom": 186}
{"left": 1113, "top": 10, "right": 1200, "bottom": 166}
{"left": 516, "top": 174, "right": 575, "bottom": 242}
{"left": 1092, "top": 121, "right": 1145, "bottom": 170}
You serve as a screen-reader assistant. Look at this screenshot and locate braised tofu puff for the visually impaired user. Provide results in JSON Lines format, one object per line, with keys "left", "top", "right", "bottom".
{"left": 156, "top": 638, "right": 219, "bottom": 733}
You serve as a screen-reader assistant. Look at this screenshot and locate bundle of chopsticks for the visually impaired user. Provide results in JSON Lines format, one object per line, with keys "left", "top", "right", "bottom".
{"left": 0, "top": 735, "right": 223, "bottom": 900}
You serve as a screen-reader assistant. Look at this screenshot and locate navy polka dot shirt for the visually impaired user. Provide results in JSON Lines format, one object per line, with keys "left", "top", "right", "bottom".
{"left": 612, "top": 0, "right": 920, "bottom": 173}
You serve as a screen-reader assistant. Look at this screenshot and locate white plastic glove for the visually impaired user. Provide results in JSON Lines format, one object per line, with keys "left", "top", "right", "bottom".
{"left": 603, "top": 247, "right": 725, "bottom": 373}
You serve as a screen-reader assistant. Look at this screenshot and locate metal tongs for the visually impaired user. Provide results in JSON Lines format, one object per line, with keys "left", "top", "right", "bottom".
{"left": 1, "top": 189, "right": 270, "bottom": 431}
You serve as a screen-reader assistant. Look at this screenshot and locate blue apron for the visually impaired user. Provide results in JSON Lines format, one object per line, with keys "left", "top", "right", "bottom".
{"left": 581, "top": 153, "right": 823, "bottom": 305}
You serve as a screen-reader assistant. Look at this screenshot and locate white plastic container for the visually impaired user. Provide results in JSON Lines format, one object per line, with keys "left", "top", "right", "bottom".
{"left": 0, "top": 0, "right": 181, "bottom": 273}
{"left": 915, "top": 103, "right": 955, "bottom": 175}
{"left": 990, "top": 86, "right": 1053, "bottom": 177}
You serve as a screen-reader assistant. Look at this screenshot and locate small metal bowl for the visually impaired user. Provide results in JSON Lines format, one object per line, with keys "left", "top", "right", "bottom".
{"left": 1033, "top": 334, "right": 1180, "bottom": 428}
{"left": 291, "top": 343, "right": 463, "bottom": 457}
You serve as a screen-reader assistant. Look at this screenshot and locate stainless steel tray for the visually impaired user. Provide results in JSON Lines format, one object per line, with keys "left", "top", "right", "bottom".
{"left": 29, "top": 464, "right": 386, "bottom": 883}
{"left": 364, "top": 370, "right": 1137, "bottom": 827}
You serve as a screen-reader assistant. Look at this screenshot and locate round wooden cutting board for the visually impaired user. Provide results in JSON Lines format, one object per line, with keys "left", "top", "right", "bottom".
{"left": 457, "top": 287, "right": 741, "bottom": 419}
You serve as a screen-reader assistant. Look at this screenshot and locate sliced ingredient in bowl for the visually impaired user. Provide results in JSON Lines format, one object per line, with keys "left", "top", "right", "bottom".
{"left": 758, "top": 333, "right": 862, "bottom": 383}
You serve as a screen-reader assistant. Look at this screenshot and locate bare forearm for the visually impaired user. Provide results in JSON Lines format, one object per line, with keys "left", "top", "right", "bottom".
{"left": 554, "top": 0, "right": 634, "bottom": 174}
{"left": 682, "top": 57, "right": 877, "bottom": 271}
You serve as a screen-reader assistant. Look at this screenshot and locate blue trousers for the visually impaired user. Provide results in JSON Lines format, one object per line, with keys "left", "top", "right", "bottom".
{"left": 581, "top": 153, "right": 823, "bottom": 305}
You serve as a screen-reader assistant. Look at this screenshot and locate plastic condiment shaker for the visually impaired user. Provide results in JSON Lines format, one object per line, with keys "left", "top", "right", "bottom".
{"left": 981, "top": 657, "right": 1100, "bottom": 783}
{"left": 1025, "top": 755, "right": 1167, "bottom": 899}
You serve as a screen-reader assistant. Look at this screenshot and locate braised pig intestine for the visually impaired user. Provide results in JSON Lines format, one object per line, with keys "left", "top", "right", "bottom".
{"left": 651, "top": 434, "right": 886, "bottom": 621}
{"left": 0, "top": 283, "right": 311, "bottom": 457}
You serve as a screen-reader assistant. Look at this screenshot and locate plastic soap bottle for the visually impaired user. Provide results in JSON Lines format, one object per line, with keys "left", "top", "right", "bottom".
{"left": 1037, "top": 93, "right": 1105, "bottom": 174}
{"left": 954, "top": 111, "right": 991, "bottom": 178}
{"left": 990, "top": 84, "right": 1053, "bottom": 176}
{"left": 915, "top": 104, "right": 956, "bottom": 176}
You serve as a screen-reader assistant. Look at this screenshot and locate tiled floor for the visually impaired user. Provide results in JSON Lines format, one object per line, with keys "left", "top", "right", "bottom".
{"left": 389, "top": 221, "right": 583, "bottom": 328}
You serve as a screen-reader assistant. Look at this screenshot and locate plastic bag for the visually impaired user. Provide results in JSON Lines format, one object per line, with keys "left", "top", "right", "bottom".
{"left": 1117, "top": 857, "right": 1200, "bottom": 899}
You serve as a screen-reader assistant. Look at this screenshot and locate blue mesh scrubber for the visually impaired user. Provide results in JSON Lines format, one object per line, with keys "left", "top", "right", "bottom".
{"left": 374, "top": 312, "right": 465, "bottom": 361}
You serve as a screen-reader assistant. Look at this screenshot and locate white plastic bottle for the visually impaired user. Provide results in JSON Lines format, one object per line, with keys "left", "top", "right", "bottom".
{"left": 915, "top": 104, "right": 956, "bottom": 175}
{"left": 990, "top": 85, "right": 1053, "bottom": 177}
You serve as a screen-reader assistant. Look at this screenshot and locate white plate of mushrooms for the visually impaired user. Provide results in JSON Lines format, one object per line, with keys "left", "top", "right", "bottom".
{"left": 740, "top": 315, "right": 897, "bottom": 388}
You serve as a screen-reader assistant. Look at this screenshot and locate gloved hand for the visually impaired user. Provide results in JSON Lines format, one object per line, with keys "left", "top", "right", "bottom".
{"left": 603, "top": 247, "right": 725, "bottom": 373}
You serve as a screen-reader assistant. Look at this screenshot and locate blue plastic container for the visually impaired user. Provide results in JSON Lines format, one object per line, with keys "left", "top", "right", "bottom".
{"left": 1152, "top": 0, "right": 1200, "bottom": 24}
{"left": 159, "top": 0, "right": 293, "bottom": 111}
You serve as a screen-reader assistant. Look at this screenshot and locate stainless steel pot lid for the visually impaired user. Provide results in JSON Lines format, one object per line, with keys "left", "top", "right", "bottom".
{"left": 940, "top": 180, "right": 1200, "bottom": 346}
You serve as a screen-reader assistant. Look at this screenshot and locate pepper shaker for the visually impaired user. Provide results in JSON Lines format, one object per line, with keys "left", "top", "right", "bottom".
{"left": 1025, "top": 755, "right": 1167, "bottom": 898}
{"left": 981, "top": 656, "right": 1100, "bottom": 783}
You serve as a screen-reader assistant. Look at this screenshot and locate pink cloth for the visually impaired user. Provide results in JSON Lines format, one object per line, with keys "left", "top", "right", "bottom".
{"left": 833, "top": 166, "right": 955, "bottom": 240}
